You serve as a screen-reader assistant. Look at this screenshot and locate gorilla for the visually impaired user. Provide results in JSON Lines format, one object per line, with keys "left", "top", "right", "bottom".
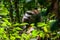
{"left": 22, "top": 8, "right": 41, "bottom": 26}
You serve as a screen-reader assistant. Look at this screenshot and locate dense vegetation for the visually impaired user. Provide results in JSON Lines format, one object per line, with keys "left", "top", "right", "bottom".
{"left": 0, "top": 0, "right": 60, "bottom": 40}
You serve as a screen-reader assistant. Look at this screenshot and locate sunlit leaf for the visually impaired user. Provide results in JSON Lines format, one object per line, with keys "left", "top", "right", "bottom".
{"left": 20, "top": 23, "right": 28, "bottom": 26}
{"left": 43, "top": 27, "right": 48, "bottom": 32}
{"left": 39, "top": 31, "right": 45, "bottom": 38}
{"left": 32, "top": 30, "right": 39, "bottom": 37}
{"left": 0, "top": 28, "right": 4, "bottom": 34}
{"left": 37, "top": 22, "right": 46, "bottom": 27}
{"left": 10, "top": 36, "right": 15, "bottom": 40}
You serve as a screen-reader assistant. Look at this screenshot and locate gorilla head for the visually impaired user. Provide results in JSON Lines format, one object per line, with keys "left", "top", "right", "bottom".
{"left": 22, "top": 8, "right": 41, "bottom": 25}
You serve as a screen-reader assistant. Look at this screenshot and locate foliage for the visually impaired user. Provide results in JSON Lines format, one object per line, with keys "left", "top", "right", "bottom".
{"left": 0, "top": 3, "right": 9, "bottom": 15}
{"left": 0, "top": 0, "right": 60, "bottom": 40}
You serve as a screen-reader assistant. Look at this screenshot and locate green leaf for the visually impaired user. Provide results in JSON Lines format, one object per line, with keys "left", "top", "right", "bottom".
{"left": 1, "top": 22, "right": 7, "bottom": 26}
{"left": 49, "top": 20, "right": 56, "bottom": 23}
{"left": 10, "top": 36, "right": 15, "bottom": 40}
{"left": 2, "top": 18, "right": 11, "bottom": 26}
{"left": 39, "top": 31, "right": 45, "bottom": 38}
{"left": 20, "top": 23, "right": 28, "bottom": 26}
{"left": 13, "top": 23, "right": 20, "bottom": 26}
{"left": 0, "top": 7, "right": 9, "bottom": 15}
{"left": 43, "top": 27, "right": 48, "bottom": 32}
{"left": 0, "top": 28, "right": 4, "bottom": 34}
{"left": 32, "top": 30, "right": 39, "bottom": 37}
{"left": 15, "top": 27, "right": 22, "bottom": 30}
{"left": 37, "top": 22, "right": 46, "bottom": 27}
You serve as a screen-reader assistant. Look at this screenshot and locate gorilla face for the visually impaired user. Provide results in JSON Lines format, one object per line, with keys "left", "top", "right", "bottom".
{"left": 22, "top": 10, "right": 41, "bottom": 23}
{"left": 22, "top": 11, "right": 34, "bottom": 23}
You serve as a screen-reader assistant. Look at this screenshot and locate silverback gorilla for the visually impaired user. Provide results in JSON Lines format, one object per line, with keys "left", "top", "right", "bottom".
{"left": 22, "top": 8, "right": 41, "bottom": 27}
{"left": 21, "top": 8, "right": 41, "bottom": 35}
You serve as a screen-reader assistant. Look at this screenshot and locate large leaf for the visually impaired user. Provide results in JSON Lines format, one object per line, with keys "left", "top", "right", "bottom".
{"left": 32, "top": 30, "right": 39, "bottom": 37}
{"left": 0, "top": 4, "right": 9, "bottom": 15}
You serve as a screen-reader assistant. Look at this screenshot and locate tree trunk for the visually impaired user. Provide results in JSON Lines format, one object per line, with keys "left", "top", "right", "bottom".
{"left": 9, "top": 0, "right": 13, "bottom": 23}
{"left": 52, "top": 0, "right": 58, "bottom": 19}
{"left": 14, "top": 0, "right": 20, "bottom": 23}
{"left": 45, "top": 0, "right": 58, "bottom": 17}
